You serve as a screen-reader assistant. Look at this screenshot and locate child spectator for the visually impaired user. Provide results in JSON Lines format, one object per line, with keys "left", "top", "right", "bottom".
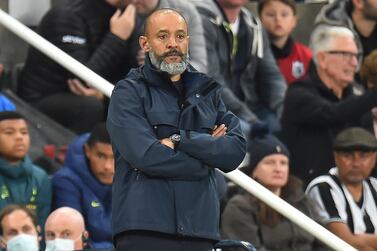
{"left": 0, "top": 111, "right": 51, "bottom": 228}
{"left": 259, "top": 0, "right": 312, "bottom": 85}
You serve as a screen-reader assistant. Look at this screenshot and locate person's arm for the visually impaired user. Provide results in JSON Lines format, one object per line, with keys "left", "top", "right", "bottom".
{"left": 284, "top": 83, "right": 377, "bottom": 126}
{"left": 255, "top": 28, "right": 287, "bottom": 118}
{"left": 327, "top": 222, "right": 377, "bottom": 251}
{"left": 177, "top": 93, "right": 246, "bottom": 172}
{"left": 51, "top": 172, "right": 82, "bottom": 212}
{"left": 107, "top": 80, "right": 210, "bottom": 180}
{"left": 35, "top": 173, "right": 52, "bottom": 228}
{"left": 37, "top": 5, "right": 136, "bottom": 80}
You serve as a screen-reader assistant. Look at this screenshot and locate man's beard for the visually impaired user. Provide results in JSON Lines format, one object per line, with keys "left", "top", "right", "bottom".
{"left": 149, "top": 49, "right": 189, "bottom": 75}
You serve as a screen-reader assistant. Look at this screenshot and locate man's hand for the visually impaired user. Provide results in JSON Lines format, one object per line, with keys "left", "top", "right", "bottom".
{"left": 67, "top": 78, "right": 104, "bottom": 100}
{"left": 110, "top": 4, "right": 136, "bottom": 40}
{"left": 160, "top": 138, "right": 174, "bottom": 149}
{"left": 212, "top": 124, "right": 227, "bottom": 138}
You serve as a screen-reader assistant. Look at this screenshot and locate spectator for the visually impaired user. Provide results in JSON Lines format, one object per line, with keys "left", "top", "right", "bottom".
{"left": 107, "top": 9, "right": 246, "bottom": 251}
{"left": 258, "top": 0, "right": 312, "bottom": 85}
{"left": 281, "top": 25, "right": 377, "bottom": 184}
{"left": 0, "top": 204, "right": 40, "bottom": 251}
{"left": 0, "top": 111, "right": 51, "bottom": 228}
{"left": 44, "top": 207, "right": 89, "bottom": 251}
{"left": 306, "top": 127, "right": 377, "bottom": 251}
{"left": 52, "top": 123, "right": 113, "bottom": 249}
{"left": 222, "top": 134, "right": 328, "bottom": 251}
{"left": 18, "top": 0, "right": 207, "bottom": 134}
{"left": 18, "top": 0, "right": 140, "bottom": 134}
{"left": 192, "top": 0, "right": 287, "bottom": 134}
{"left": 315, "top": 0, "right": 377, "bottom": 60}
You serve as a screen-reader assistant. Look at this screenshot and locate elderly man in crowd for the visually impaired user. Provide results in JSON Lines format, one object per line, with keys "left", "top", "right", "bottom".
{"left": 281, "top": 25, "right": 377, "bottom": 184}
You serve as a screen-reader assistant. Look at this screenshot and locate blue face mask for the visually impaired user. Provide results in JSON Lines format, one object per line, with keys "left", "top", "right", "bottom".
{"left": 45, "top": 238, "right": 74, "bottom": 251}
{"left": 6, "top": 234, "right": 39, "bottom": 251}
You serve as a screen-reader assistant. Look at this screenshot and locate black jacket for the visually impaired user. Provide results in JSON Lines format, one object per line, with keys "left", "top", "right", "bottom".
{"left": 19, "top": 0, "right": 141, "bottom": 102}
{"left": 281, "top": 68, "right": 377, "bottom": 184}
{"left": 107, "top": 58, "right": 246, "bottom": 240}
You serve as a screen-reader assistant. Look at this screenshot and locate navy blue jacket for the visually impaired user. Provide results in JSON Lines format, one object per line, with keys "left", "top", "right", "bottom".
{"left": 52, "top": 134, "right": 112, "bottom": 249}
{"left": 107, "top": 58, "right": 246, "bottom": 240}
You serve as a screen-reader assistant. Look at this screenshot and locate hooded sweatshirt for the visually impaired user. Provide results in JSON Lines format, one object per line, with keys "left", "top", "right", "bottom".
{"left": 52, "top": 134, "right": 112, "bottom": 249}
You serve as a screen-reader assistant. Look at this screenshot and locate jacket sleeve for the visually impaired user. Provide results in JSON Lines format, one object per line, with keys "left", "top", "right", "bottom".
{"left": 254, "top": 28, "right": 287, "bottom": 118}
{"left": 38, "top": 8, "right": 132, "bottom": 81}
{"left": 36, "top": 173, "right": 52, "bottom": 228}
{"left": 107, "top": 80, "right": 210, "bottom": 179}
{"left": 284, "top": 84, "right": 377, "bottom": 126}
{"left": 221, "top": 196, "right": 266, "bottom": 251}
{"left": 177, "top": 93, "right": 246, "bottom": 172}
{"left": 52, "top": 172, "right": 82, "bottom": 212}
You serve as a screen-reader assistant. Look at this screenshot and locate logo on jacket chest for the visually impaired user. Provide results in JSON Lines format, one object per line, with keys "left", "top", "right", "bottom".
{"left": 292, "top": 60, "right": 305, "bottom": 79}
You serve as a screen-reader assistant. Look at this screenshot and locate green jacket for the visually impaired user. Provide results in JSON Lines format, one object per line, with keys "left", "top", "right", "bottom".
{"left": 0, "top": 156, "right": 51, "bottom": 227}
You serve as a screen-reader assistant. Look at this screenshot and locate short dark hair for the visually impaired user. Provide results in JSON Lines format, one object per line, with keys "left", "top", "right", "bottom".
{"left": 0, "top": 204, "right": 38, "bottom": 235}
{"left": 87, "top": 123, "right": 110, "bottom": 147}
{"left": 0, "top": 111, "right": 24, "bottom": 122}
{"left": 258, "top": 0, "right": 297, "bottom": 15}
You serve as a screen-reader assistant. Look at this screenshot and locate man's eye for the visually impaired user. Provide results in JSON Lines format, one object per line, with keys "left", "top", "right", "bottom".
{"left": 158, "top": 34, "right": 167, "bottom": 40}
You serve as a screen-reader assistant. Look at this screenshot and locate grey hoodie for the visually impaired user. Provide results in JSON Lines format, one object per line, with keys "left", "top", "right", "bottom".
{"left": 192, "top": 0, "right": 286, "bottom": 124}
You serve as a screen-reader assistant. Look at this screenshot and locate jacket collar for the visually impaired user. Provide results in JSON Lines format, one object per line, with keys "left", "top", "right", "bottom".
{"left": 0, "top": 157, "right": 32, "bottom": 179}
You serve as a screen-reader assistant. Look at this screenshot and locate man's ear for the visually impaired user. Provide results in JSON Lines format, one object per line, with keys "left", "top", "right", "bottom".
{"left": 84, "top": 144, "right": 91, "bottom": 158}
{"left": 0, "top": 236, "right": 6, "bottom": 249}
{"left": 37, "top": 225, "right": 42, "bottom": 242}
{"left": 139, "top": 36, "right": 150, "bottom": 52}
{"left": 82, "top": 230, "right": 90, "bottom": 248}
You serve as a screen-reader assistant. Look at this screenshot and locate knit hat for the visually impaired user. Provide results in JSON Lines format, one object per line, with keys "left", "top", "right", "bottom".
{"left": 243, "top": 134, "right": 290, "bottom": 176}
{"left": 333, "top": 127, "right": 377, "bottom": 152}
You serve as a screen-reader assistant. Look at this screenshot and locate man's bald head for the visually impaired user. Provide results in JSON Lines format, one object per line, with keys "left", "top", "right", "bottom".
{"left": 143, "top": 8, "right": 188, "bottom": 37}
{"left": 45, "top": 207, "right": 88, "bottom": 250}
{"left": 46, "top": 207, "right": 85, "bottom": 229}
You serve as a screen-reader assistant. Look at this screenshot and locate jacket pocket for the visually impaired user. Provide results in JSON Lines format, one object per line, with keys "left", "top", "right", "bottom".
{"left": 146, "top": 111, "right": 179, "bottom": 139}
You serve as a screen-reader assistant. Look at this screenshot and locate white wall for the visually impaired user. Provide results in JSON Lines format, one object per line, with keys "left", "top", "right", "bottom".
{"left": 8, "top": 0, "right": 50, "bottom": 26}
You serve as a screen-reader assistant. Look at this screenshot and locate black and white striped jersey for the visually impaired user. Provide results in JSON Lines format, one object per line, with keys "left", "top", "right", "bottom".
{"left": 306, "top": 167, "right": 377, "bottom": 234}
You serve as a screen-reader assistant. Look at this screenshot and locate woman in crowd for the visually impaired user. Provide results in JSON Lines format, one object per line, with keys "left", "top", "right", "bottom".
{"left": 221, "top": 134, "right": 329, "bottom": 251}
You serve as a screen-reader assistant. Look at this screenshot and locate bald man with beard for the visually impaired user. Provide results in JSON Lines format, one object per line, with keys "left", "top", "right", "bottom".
{"left": 107, "top": 8, "right": 246, "bottom": 251}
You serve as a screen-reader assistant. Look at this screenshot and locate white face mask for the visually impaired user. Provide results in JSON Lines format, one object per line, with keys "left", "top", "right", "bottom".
{"left": 45, "top": 238, "right": 75, "bottom": 251}
{"left": 6, "top": 233, "right": 39, "bottom": 251}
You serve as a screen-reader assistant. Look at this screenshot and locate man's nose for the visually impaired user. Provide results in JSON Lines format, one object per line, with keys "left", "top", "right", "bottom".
{"left": 166, "top": 36, "right": 178, "bottom": 48}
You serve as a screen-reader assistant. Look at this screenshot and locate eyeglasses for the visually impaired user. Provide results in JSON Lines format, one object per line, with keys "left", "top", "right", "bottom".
{"left": 325, "top": 50, "right": 361, "bottom": 62}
